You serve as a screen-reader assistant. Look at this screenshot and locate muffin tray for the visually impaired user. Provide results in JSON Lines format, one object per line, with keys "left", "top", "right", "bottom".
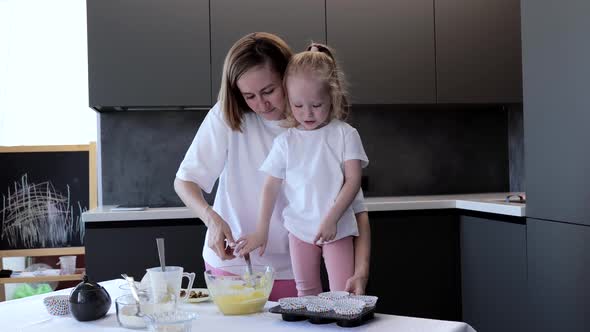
{"left": 268, "top": 304, "right": 376, "bottom": 328}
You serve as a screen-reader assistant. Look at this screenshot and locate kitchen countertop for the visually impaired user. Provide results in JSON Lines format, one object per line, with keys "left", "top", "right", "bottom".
{"left": 83, "top": 192, "right": 525, "bottom": 223}
{"left": 0, "top": 279, "right": 476, "bottom": 332}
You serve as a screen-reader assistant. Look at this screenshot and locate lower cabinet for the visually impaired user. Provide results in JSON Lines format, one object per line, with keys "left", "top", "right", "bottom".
{"left": 85, "top": 219, "right": 207, "bottom": 287}
{"left": 460, "top": 213, "right": 527, "bottom": 332}
{"left": 366, "top": 210, "right": 461, "bottom": 321}
{"left": 527, "top": 218, "right": 590, "bottom": 332}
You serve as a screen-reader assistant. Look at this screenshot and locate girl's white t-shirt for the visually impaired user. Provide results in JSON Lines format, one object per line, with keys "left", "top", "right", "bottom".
{"left": 260, "top": 120, "right": 369, "bottom": 244}
{"left": 176, "top": 104, "right": 367, "bottom": 280}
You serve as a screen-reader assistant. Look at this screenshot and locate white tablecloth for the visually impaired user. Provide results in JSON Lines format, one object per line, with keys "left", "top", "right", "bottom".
{"left": 1, "top": 279, "right": 476, "bottom": 332}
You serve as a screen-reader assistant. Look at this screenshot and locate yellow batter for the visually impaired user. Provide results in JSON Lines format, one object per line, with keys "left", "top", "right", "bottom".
{"left": 207, "top": 270, "right": 273, "bottom": 315}
{"left": 213, "top": 290, "right": 268, "bottom": 315}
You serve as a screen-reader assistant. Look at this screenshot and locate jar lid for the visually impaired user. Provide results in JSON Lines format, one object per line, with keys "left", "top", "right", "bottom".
{"left": 74, "top": 275, "right": 103, "bottom": 291}
{"left": 69, "top": 275, "right": 110, "bottom": 303}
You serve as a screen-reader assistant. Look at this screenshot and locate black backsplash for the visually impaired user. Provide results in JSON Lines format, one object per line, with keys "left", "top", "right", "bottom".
{"left": 348, "top": 104, "right": 509, "bottom": 196}
{"left": 100, "top": 111, "right": 212, "bottom": 207}
{"left": 100, "top": 104, "right": 521, "bottom": 206}
{"left": 507, "top": 104, "right": 525, "bottom": 192}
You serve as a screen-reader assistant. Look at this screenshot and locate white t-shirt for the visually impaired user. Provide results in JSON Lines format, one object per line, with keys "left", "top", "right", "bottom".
{"left": 176, "top": 104, "right": 367, "bottom": 280}
{"left": 260, "top": 120, "right": 369, "bottom": 244}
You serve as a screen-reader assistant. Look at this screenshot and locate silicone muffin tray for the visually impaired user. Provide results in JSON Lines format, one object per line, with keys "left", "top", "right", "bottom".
{"left": 269, "top": 304, "right": 376, "bottom": 328}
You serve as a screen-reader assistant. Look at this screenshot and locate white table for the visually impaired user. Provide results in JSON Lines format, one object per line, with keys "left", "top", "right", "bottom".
{"left": 1, "top": 279, "right": 476, "bottom": 332}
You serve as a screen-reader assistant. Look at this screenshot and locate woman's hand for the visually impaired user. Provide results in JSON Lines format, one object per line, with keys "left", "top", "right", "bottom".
{"left": 314, "top": 219, "right": 338, "bottom": 245}
{"left": 204, "top": 206, "right": 236, "bottom": 260}
{"left": 235, "top": 231, "right": 268, "bottom": 257}
{"left": 344, "top": 273, "right": 369, "bottom": 295}
{"left": 174, "top": 179, "right": 235, "bottom": 260}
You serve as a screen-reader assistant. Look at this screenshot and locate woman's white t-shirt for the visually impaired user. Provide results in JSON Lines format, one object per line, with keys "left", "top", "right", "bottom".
{"left": 176, "top": 104, "right": 367, "bottom": 280}
{"left": 260, "top": 120, "right": 369, "bottom": 244}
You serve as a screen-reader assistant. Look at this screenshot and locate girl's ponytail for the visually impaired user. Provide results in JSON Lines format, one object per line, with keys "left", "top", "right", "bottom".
{"left": 283, "top": 43, "right": 350, "bottom": 127}
{"left": 307, "top": 43, "right": 336, "bottom": 62}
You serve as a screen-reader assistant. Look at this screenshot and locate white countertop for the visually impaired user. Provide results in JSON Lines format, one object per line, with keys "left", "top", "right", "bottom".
{"left": 83, "top": 192, "right": 525, "bottom": 223}
{"left": 364, "top": 192, "right": 525, "bottom": 216}
{"left": 1, "top": 279, "right": 476, "bottom": 332}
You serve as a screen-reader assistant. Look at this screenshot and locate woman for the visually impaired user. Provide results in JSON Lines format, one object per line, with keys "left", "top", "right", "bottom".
{"left": 174, "top": 32, "right": 370, "bottom": 300}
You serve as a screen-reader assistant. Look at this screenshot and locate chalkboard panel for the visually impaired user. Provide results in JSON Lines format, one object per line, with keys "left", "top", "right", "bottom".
{"left": 0, "top": 145, "right": 96, "bottom": 249}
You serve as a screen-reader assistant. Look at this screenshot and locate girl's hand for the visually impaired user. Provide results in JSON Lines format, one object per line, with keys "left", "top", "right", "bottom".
{"left": 345, "top": 273, "right": 369, "bottom": 295}
{"left": 235, "top": 231, "right": 268, "bottom": 257}
{"left": 205, "top": 206, "right": 236, "bottom": 260}
{"left": 314, "top": 220, "right": 337, "bottom": 245}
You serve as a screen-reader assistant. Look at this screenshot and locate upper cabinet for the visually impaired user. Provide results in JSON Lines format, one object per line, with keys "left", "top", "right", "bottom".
{"left": 87, "top": 0, "right": 211, "bottom": 110}
{"left": 210, "top": 0, "right": 326, "bottom": 103}
{"left": 435, "top": 0, "right": 523, "bottom": 103}
{"left": 86, "top": 0, "right": 524, "bottom": 109}
{"left": 326, "top": 0, "right": 436, "bottom": 104}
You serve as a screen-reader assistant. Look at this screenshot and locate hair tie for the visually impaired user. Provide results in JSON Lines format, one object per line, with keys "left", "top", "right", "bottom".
{"left": 309, "top": 45, "right": 320, "bottom": 52}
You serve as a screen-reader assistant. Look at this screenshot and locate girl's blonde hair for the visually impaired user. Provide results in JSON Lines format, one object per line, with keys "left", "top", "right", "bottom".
{"left": 218, "top": 32, "right": 293, "bottom": 131}
{"left": 283, "top": 43, "right": 350, "bottom": 128}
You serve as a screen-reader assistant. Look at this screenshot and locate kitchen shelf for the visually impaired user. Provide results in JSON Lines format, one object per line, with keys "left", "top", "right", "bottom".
{"left": 0, "top": 268, "right": 85, "bottom": 284}
{"left": 0, "top": 247, "right": 85, "bottom": 301}
{"left": 0, "top": 247, "right": 85, "bottom": 258}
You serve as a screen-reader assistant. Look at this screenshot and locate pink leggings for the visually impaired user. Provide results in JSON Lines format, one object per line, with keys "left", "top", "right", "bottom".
{"left": 204, "top": 262, "right": 297, "bottom": 301}
{"left": 289, "top": 234, "right": 355, "bottom": 296}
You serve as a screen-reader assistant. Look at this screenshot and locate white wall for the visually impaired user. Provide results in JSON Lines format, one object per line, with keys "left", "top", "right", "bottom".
{"left": 0, "top": 0, "right": 96, "bottom": 146}
{"left": 0, "top": 0, "right": 95, "bottom": 300}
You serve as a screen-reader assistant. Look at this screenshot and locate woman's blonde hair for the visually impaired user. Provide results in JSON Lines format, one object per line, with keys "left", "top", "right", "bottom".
{"left": 218, "top": 32, "right": 293, "bottom": 131}
{"left": 283, "top": 43, "right": 350, "bottom": 128}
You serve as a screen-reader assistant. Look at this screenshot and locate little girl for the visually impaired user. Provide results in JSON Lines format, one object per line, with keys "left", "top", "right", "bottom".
{"left": 236, "top": 43, "right": 369, "bottom": 296}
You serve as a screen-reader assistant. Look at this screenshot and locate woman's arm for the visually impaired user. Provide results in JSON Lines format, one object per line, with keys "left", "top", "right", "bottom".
{"left": 346, "top": 211, "right": 371, "bottom": 295}
{"left": 314, "top": 159, "right": 362, "bottom": 244}
{"left": 235, "top": 175, "right": 283, "bottom": 256}
{"left": 174, "top": 177, "right": 235, "bottom": 260}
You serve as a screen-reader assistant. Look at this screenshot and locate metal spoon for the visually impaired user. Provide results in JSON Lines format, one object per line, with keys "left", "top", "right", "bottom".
{"left": 156, "top": 238, "right": 166, "bottom": 272}
{"left": 121, "top": 273, "right": 140, "bottom": 303}
{"left": 244, "top": 253, "right": 255, "bottom": 287}
{"left": 244, "top": 253, "right": 253, "bottom": 275}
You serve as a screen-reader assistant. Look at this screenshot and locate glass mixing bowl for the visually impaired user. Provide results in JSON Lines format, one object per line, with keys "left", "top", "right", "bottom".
{"left": 204, "top": 265, "right": 274, "bottom": 315}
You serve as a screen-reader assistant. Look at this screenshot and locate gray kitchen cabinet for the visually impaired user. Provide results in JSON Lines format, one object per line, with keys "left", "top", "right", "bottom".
{"left": 365, "top": 211, "right": 461, "bottom": 320}
{"left": 87, "top": 0, "right": 211, "bottom": 110}
{"left": 85, "top": 219, "right": 207, "bottom": 287}
{"left": 435, "top": 0, "right": 522, "bottom": 103}
{"left": 210, "top": 0, "right": 325, "bottom": 103}
{"left": 522, "top": 0, "right": 590, "bottom": 225}
{"left": 460, "top": 214, "right": 527, "bottom": 332}
{"left": 527, "top": 218, "right": 590, "bottom": 332}
{"left": 326, "top": 0, "right": 436, "bottom": 104}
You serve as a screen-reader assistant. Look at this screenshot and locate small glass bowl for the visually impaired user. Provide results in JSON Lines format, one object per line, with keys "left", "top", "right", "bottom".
{"left": 118, "top": 281, "right": 144, "bottom": 292}
{"left": 143, "top": 311, "right": 197, "bottom": 332}
{"left": 116, "top": 294, "right": 147, "bottom": 329}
